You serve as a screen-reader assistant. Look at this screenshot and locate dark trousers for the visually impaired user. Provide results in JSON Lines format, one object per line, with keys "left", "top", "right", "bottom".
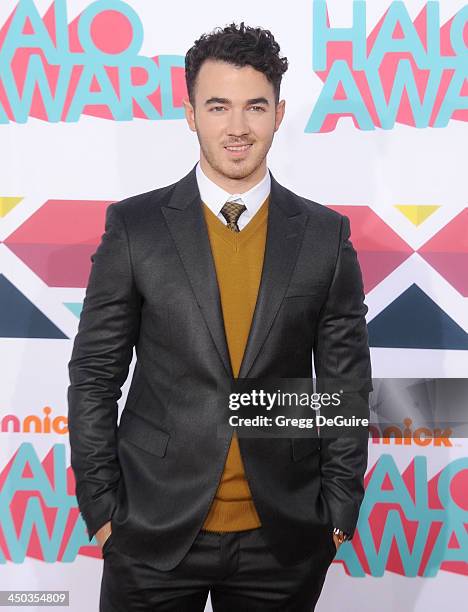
{"left": 99, "top": 527, "right": 336, "bottom": 611}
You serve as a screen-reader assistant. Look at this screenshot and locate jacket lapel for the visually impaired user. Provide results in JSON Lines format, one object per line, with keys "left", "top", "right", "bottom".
{"left": 161, "top": 164, "right": 308, "bottom": 380}
{"left": 162, "top": 164, "right": 234, "bottom": 378}
{"left": 237, "top": 173, "right": 308, "bottom": 378}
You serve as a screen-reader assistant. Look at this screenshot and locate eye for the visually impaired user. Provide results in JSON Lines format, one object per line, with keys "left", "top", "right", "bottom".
{"left": 210, "top": 106, "right": 226, "bottom": 112}
{"left": 250, "top": 106, "right": 266, "bottom": 112}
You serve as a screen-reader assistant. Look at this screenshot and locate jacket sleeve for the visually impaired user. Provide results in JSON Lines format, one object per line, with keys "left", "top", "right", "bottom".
{"left": 67, "top": 203, "right": 141, "bottom": 543}
{"left": 313, "top": 214, "right": 373, "bottom": 538}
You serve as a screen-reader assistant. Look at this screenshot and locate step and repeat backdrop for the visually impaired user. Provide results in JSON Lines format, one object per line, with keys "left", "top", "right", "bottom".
{"left": 0, "top": 0, "right": 467, "bottom": 610}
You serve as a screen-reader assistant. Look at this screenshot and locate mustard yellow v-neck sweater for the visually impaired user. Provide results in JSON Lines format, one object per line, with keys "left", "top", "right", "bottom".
{"left": 201, "top": 195, "right": 269, "bottom": 531}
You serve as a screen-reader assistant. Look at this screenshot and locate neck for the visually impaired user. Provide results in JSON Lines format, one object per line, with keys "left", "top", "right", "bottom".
{"left": 200, "top": 157, "right": 267, "bottom": 194}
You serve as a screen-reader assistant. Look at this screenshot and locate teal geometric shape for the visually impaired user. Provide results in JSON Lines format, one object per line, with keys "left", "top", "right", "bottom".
{"left": 64, "top": 302, "right": 83, "bottom": 318}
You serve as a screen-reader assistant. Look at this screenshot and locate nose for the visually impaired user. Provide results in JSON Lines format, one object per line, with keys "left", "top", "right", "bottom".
{"left": 227, "top": 108, "right": 250, "bottom": 138}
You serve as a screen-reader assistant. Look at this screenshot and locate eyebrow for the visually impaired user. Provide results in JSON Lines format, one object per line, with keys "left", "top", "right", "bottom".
{"left": 204, "top": 97, "right": 270, "bottom": 106}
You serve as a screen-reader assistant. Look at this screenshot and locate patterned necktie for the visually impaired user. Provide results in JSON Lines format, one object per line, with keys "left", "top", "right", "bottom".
{"left": 220, "top": 198, "right": 247, "bottom": 232}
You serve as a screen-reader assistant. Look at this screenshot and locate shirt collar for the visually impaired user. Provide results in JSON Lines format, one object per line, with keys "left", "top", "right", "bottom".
{"left": 195, "top": 161, "right": 271, "bottom": 220}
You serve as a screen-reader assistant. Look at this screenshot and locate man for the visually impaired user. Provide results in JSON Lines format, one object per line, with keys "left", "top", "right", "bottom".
{"left": 68, "top": 22, "right": 372, "bottom": 611}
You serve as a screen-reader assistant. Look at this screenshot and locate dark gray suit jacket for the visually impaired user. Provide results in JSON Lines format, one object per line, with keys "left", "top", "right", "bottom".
{"left": 67, "top": 163, "right": 373, "bottom": 570}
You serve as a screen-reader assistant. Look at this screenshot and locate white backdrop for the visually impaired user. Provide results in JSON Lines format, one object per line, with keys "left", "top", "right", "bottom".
{"left": 0, "top": 1, "right": 467, "bottom": 610}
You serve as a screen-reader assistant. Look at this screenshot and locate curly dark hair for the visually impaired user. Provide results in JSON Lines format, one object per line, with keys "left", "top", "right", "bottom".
{"left": 185, "top": 22, "right": 288, "bottom": 106}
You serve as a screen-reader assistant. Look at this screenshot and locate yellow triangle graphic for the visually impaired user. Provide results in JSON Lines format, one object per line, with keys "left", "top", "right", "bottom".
{"left": 395, "top": 205, "right": 440, "bottom": 226}
{"left": 0, "top": 197, "right": 23, "bottom": 217}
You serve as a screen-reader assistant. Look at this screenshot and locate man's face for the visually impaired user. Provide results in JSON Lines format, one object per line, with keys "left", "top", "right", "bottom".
{"left": 183, "top": 59, "right": 285, "bottom": 184}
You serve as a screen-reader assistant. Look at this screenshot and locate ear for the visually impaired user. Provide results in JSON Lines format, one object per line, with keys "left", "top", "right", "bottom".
{"left": 274, "top": 99, "right": 286, "bottom": 132}
{"left": 183, "top": 97, "right": 196, "bottom": 132}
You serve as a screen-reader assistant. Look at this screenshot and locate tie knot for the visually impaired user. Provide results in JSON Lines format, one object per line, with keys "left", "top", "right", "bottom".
{"left": 220, "top": 199, "right": 247, "bottom": 232}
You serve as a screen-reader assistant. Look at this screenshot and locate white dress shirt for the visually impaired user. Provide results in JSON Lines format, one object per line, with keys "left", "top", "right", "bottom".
{"left": 195, "top": 161, "right": 271, "bottom": 231}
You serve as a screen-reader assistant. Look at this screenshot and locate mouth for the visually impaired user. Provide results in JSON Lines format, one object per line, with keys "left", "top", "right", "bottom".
{"left": 224, "top": 144, "right": 252, "bottom": 156}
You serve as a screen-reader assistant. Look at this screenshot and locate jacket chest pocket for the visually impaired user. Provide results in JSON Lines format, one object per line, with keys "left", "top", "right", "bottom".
{"left": 284, "top": 281, "right": 328, "bottom": 299}
{"left": 291, "top": 437, "right": 321, "bottom": 461}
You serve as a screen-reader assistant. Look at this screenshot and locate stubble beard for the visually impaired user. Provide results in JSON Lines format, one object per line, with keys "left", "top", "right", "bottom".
{"left": 198, "top": 136, "right": 271, "bottom": 182}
